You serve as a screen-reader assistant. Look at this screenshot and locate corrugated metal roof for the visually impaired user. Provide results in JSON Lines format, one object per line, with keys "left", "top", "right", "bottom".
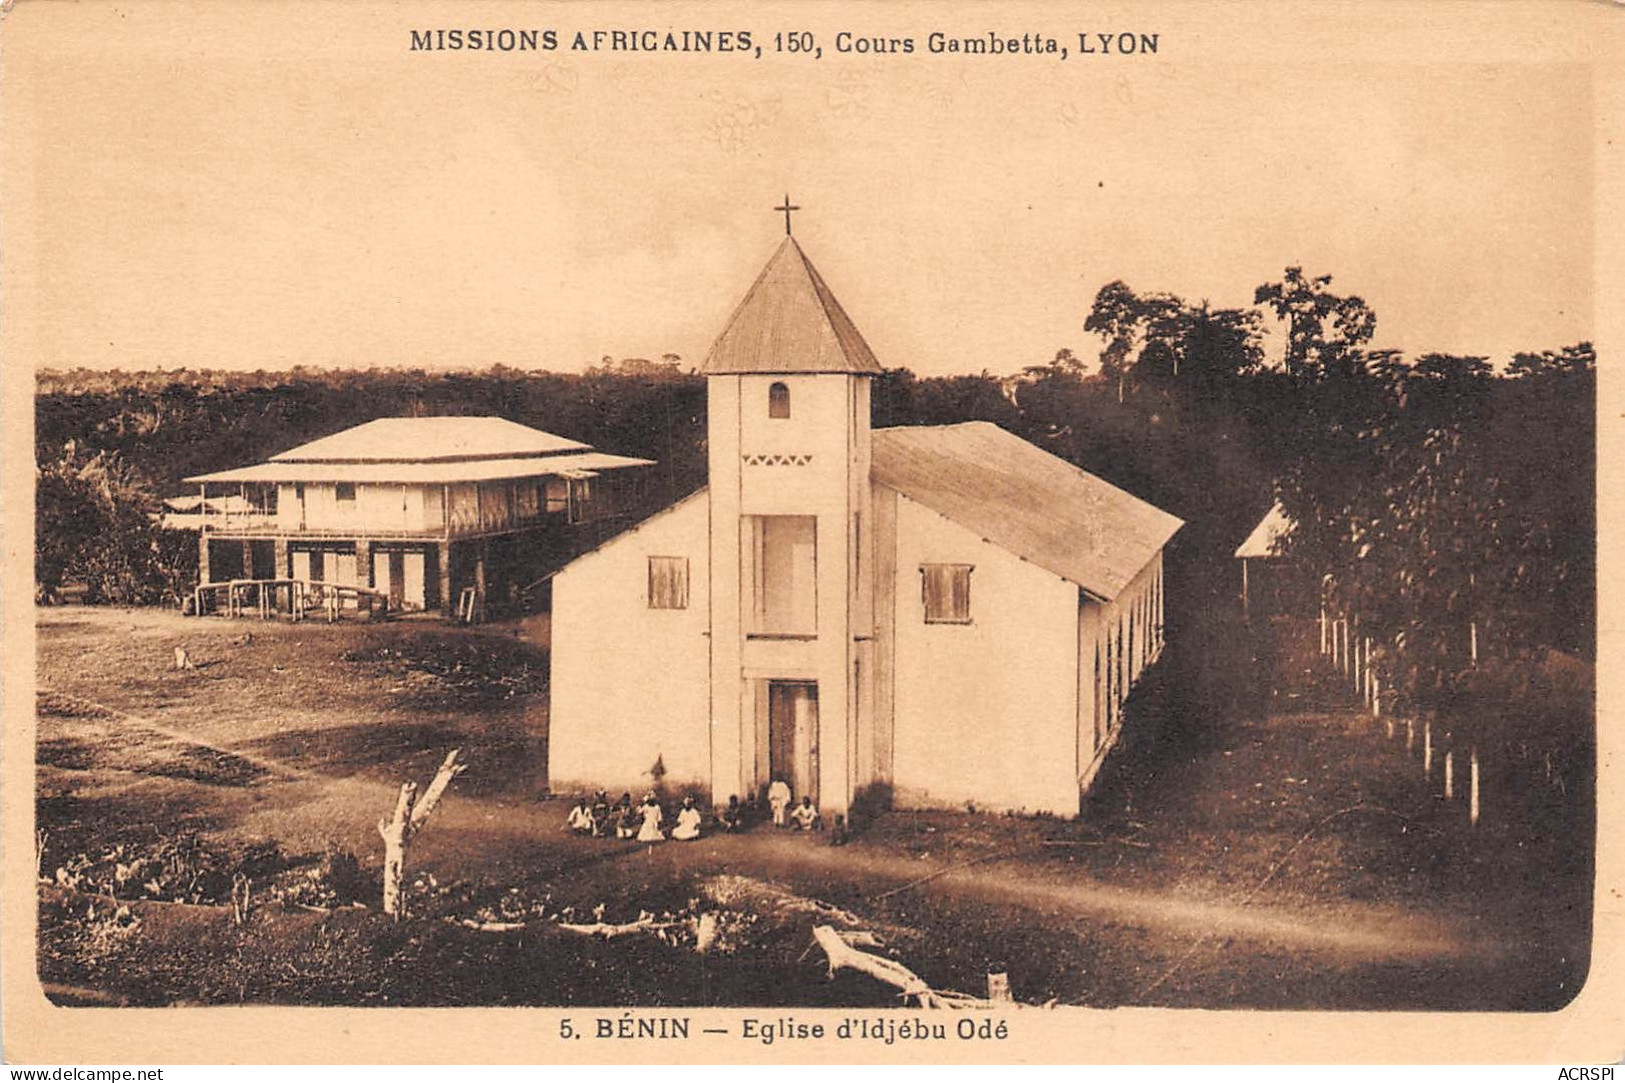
{"left": 872, "top": 422, "right": 1182, "bottom": 601}
{"left": 270, "top": 416, "right": 590, "bottom": 463}
{"left": 1234, "top": 501, "right": 1295, "bottom": 559}
{"left": 702, "top": 237, "right": 883, "bottom": 375}
{"left": 184, "top": 451, "right": 654, "bottom": 485}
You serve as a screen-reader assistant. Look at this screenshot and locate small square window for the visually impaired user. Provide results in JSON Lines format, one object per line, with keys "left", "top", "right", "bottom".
{"left": 335, "top": 482, "right": 357, "bottom": 503}
{"left": 921, "top": 563, "right": 973, "bottom": 624}
{"left": 648, "top": 556, "right": 690, "bottom": 610}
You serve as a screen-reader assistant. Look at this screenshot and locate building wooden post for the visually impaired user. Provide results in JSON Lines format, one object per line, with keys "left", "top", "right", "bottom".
{"left": 1319, "top": 607, "right": 1327, "bottom": 654}
{"left": 356, "top": 539, "right": 372, "bottom": 589}
{"left": 1240, "top": 558, "right": 1249, "bottom": 617}
{"left": 198, "top": 535, "right": 211, "bottom": 587}
{"left": 438, "top": 541, "right": 454, "bottom": 617}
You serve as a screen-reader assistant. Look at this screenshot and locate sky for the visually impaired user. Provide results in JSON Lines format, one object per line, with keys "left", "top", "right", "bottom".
{"left": 2, "top": 1, "right": 1602, "bottom": 378}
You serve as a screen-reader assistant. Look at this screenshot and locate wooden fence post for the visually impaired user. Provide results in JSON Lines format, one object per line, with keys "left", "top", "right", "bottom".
{"left": 1444, "top": 749, "right": 1454, "bottom": 799}
{"left": 1320, "top": 607, "right": 1327, "bottom": 655}
{"left": 1470, "top": 749, "right": 1481, "bottom": 825}
{"left": 1351, "top": 624, "right": 1359, "bottom": 683}
{"left": 1423, "top": 718, "right": 1433, "bottom": 776}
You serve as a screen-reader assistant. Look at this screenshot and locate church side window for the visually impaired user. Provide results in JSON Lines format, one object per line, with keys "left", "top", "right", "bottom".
{"left": 647, "top": 556, "right": 689, "bottom": 610}
{"left": 768, "top": 381, "right": 791, "bottom": 419}
{"left": 921, "top": 563, "right": 973, "bottom": 624}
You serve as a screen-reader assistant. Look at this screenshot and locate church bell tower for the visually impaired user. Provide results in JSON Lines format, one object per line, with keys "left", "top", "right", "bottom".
{"left": 701, "top": 216, "right": 881, "bottom": 818}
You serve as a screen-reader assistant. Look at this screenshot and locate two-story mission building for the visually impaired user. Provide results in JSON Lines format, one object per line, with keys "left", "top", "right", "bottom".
{"left": 179, "top": 416, "right": 652, "bottom": 615}
{"left": 549, "top": 236, "right": 1182, "bottom": 819}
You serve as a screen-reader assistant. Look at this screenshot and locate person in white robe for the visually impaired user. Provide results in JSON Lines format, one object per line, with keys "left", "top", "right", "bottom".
{"left": 636, "top": 793, "right": 665, "bottom": 843}
{"left": 566, "top": 798, "right": 594, "bottom": 834}
{"left": 672, "top": 796, "right": 703, "bottom": 841}
{"left": 767, "top": 779, "right": 792, "bottom": 828}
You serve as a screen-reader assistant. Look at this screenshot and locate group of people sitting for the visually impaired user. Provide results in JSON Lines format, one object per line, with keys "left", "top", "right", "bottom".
{"left": 565, "top": 779, "right": 846, "bottom": 844}
{"left": 565, "top": 790, "right": 704, "bottom": 842}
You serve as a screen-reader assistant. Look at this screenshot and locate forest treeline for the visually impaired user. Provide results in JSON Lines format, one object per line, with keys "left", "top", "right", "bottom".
{"left": 36, "top": 268, "right": 1595, "bottom": 700}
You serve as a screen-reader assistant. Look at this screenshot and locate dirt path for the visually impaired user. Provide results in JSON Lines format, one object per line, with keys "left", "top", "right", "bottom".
{"left": 39, "top": 684, "right": 1480, "bottom": 971}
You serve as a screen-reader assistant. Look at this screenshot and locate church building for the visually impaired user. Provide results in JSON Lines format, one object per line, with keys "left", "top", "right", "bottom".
{"left": 548, "top": 233, "right": 1182, "bottom": 818}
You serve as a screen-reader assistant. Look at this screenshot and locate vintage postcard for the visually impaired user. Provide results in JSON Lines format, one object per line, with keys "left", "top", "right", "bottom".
{"left": 2, "top": 0, "right": 1621, "bottom": 1066}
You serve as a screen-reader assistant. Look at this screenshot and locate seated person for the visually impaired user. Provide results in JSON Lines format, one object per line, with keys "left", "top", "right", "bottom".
{"left": 590, "top": 790, "right": 612, "bottom": 837}
{"left": 829, "top": 813, "right": 850, "bottom": 846}
{"left": 789, "top": 795, "right": 822, "bottom": 832}
{"left": 616, "top": 796, "right": 640, "bottom": 840}
{"left": 566, "top": 797, "right": 594, "bottom": 835}
{"left": 636, "top": 792, "right": 666, "bottom": 843}
{"left": 717, "top": 795, "right": 743, "bottom": 832}
{"left": 672, "top": 795, "right": 703, "bottom": 841}
{"left": 742, "top": 792, "right": 762, "bottom": 827}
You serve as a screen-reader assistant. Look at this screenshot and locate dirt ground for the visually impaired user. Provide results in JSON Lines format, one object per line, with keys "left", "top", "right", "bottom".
{"left": 33, "top": 605, "right": 1592, "bottom": 1009}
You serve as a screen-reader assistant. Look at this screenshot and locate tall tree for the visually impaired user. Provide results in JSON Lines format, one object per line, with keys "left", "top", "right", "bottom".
{"left": 1253, "top": 267, "right": 1376, "bottom": 381}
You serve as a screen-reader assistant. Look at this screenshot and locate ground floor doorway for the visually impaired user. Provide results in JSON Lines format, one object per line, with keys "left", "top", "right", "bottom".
{"left": 371, "top": 547, "right": 429, "bottom": 611}
{"left": 766, "top": 680, "right": 819, "bottom": 807}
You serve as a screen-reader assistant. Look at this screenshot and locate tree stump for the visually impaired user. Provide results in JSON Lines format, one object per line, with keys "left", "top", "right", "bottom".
{"left": 378, "top": 750, "right": 466, "bottom": 919}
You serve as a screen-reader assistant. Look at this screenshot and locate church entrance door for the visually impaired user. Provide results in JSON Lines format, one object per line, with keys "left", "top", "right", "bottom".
{"left": 767, "top": 681, "right": 819, "bottom": 806}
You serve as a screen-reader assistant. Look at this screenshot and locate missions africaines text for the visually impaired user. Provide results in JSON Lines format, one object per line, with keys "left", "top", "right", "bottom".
{"left": 409, "top": 28, "right": 1157, "bottom": 56}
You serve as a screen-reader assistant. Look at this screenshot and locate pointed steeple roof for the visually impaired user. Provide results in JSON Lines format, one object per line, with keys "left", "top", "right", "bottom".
{"left": 702, "top": 237, "right": 883, "bottom": 375}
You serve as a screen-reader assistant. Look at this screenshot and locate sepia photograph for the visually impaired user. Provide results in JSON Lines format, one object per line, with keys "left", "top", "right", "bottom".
{"left": 2, "top": 0, "right": 1620, "bottom": 1066}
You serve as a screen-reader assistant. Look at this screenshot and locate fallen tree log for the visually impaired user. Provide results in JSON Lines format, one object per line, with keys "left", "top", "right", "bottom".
{"left": 451, "top": 918, "right": 528, "bottom": 933}
{"left": 812, "top": 925, "right": 985, "bottom": 1009}
{"left": 558, "top": 917, "right": 682, "bottom": 939}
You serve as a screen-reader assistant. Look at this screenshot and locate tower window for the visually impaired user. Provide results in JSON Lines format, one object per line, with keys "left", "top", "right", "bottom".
{"left": 768, "top": 381, "right": 791, "bottom": 419}
{"left": 747, "top": 515, "right": 817, "bottom": 636}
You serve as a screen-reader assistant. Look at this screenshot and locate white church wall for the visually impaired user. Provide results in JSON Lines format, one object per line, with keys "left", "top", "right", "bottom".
{"left": 548, "top": 491, "right": 712, "bottom": 799}
{"left": 888, "top": 493, "right": 1080, "bottom": 816}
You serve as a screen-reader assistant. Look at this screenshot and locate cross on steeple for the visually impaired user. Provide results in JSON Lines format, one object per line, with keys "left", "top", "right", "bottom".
{"left": 774, "top": 193, "right": 801, "bottom": 236}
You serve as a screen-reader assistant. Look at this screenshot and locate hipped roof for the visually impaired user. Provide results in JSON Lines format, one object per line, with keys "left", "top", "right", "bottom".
{"left": 268, "top": 416, "right": 589, "bottom": 463}
{"left": 702, "top": 237, "right": 883, "bottom": 376}
{"left": 873, "top": 422, "right": 1182, "bottom": 602}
